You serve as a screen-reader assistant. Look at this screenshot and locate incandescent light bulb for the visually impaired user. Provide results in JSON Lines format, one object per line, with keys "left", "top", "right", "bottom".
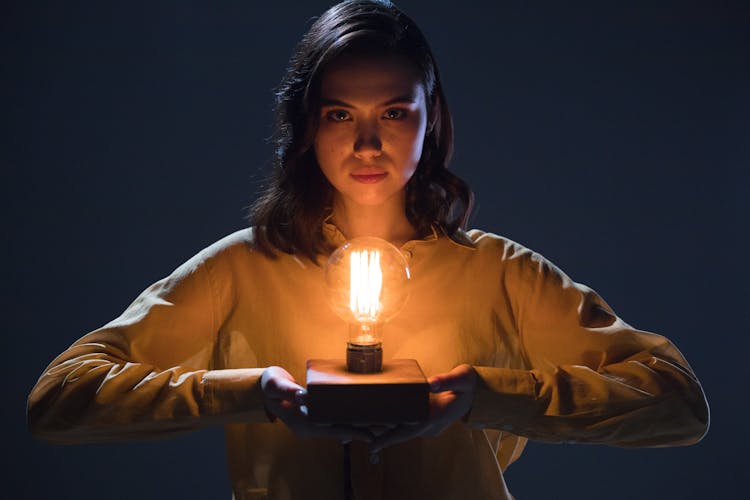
{"left": 325, "top": 237, "right": 411, "bottom": 373}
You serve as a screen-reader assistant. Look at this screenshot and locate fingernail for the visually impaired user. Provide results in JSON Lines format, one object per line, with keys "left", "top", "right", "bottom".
{"left": 295, "top": 390, "right": 307, "bottom": 403}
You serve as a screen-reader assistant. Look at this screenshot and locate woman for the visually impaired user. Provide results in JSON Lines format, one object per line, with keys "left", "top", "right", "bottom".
{"left": 28, "top": 1, "right": 709, "bottom": 499}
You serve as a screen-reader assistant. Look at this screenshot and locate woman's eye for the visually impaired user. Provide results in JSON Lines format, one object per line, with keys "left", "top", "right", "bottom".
{"left": 326, "top": 110, "right": 351, "bottom": 122}
{"left": 383, "top": 108, "right": 406, "bottom": 120}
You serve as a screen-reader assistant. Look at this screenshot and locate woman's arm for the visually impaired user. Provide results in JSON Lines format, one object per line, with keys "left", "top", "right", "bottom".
{"left": 467, "top": 247, "right": 709, "bottom": 447}
{"left": 27, "top": 246, "right": 268, "bottom": 444}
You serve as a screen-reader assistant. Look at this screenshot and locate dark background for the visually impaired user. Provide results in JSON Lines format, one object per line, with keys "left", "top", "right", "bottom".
{"left": 4, "top": 0, "right": 748, "bottom": 498}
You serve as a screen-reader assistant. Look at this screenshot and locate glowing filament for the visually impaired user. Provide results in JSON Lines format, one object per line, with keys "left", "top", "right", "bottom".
{"left": 349, "top": 249, "right": 382, "bottom": 322}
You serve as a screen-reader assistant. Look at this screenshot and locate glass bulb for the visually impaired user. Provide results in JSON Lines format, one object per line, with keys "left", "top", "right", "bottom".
{"left": 325, "top": 237, "right": 411, "bottom": 371}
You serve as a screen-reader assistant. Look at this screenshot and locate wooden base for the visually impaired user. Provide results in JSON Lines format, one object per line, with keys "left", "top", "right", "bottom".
{"left": 306, "top": 359, "right": 429, "bottom": 425}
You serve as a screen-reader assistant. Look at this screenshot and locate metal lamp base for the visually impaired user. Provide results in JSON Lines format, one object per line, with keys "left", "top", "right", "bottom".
{"left": 346, "top": 342, "right": 382, "bottom": 373}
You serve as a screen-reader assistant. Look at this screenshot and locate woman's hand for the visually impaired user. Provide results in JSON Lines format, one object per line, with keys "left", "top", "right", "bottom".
{"left": 369, "top": 364, "right": 477, "bottom": 454}
{"left": 260, "top": 366, "right": 373, "bottom": 443}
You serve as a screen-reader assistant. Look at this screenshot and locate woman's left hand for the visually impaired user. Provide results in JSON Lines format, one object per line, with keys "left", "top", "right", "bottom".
{"left": 369, "top": 364, "right": 477, "bottom": 454}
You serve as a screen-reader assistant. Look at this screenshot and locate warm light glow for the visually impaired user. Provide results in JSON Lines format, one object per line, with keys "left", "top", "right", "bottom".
{"left": 325, "top": 237, "right": 411, "bottom": 347}
{"left": 349, "top": 249, "right": 383, "bottom": 323}
{"left": 353, "top": 326, "right": 378, "bottom": 345}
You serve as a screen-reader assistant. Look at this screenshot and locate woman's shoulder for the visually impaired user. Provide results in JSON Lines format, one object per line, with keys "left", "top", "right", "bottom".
{"left": 166, "top": 227, "right": 271, "bottom": 274}
{"left": 459, "top": 228, "right": 569, "bottom": 283}
{"left": 456, "top": 228, "right": 536, "bottom": 260}
{"left": 201, "top": 227, "right": 257, "bottom": 257}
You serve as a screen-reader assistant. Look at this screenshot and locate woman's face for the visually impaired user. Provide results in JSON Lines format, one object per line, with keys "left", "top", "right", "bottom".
{"left": 313, "top": 53, "right": 429, "bottom": 210}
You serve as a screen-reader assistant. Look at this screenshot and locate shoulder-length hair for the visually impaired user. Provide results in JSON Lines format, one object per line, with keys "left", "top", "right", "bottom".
{"left": 250, "top": 0, "right": 473, "bottom": 261}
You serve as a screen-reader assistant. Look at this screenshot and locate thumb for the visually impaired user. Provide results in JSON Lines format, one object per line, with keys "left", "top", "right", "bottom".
{"left": 262, "top": 366, "right": 304, "bottom": 399}
{"left": 428, "top": 375, "right": 443, "bottom": 392}
{"left": 429, "top": 365, "right": 476, "bottom": 393}
{"left": 275, "top": 377, "right": 304, "bottom": 397}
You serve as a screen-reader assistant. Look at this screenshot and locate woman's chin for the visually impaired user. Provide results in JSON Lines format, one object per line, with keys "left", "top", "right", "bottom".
{"left": 336, "top": 189, "right": 405, "bottom": 211}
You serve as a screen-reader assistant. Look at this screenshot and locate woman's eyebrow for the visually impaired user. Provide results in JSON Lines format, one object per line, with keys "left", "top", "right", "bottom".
{"left": 320, "top": 98, "right": 355, "bottom": 108}
{"left": 319, "top": 94, "right": 418, "bottom": 108}
{"left": 382, "top": 95, "right": 417, "bottom": 106}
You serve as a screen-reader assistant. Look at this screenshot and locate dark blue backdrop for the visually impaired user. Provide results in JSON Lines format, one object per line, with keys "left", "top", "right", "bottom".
{"left": 4, "top": 1, "right": 748, "bottom": 498}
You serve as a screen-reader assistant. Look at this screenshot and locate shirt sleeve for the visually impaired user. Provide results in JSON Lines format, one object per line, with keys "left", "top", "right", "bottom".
{"left": 466, "top": 244, "right": 710, "bottom": 447}
{"left": 27, "top": 245, "right": 269, "bottom": 444}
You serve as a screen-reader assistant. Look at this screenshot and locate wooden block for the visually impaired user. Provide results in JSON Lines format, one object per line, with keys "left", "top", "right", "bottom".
{"left": 306, "top": 359, "right": 429, "bottom": 424}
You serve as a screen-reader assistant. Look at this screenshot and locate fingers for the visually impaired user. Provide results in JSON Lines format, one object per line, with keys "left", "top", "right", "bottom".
{"left": 261, "top": 366, "right": 308, "bottom": 421}
{"left": 262, "top": 363, "right": 475, "bottom": 449}
{"left": 294, "top": 389, "right": 308, "bottom": 406}
{"left": 370, "top": 395, "right": 469, "bottom": 453}
{"left": 282, "top": 413, "right": 374, "bottom": 443}
{"left": 260, "top": 367, "right": 376, "bottom": 444}
{"left": 329, "top": 425, "right": 374, "bottom": 443}
{"left": 371, "top": 366, "right": 480, "bottom": 454}
{"left": 428, "top": 364, "right": 477, "bottom": 393}
{"left": 273, "top": 377, "right": 304, "bottom": 396}
{"left": 261, "top": 366, "right": 304, "bottom": 399}
{"left": 370, "top": 423, "right": 426, "bottom": 454}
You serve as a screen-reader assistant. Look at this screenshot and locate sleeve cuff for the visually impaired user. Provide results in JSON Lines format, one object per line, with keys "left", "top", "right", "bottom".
{"left": 201, "top": 368, "right": 271, "bottom": 423}
{"left": 466, "top": 366, "right": 541, "bottom": 428}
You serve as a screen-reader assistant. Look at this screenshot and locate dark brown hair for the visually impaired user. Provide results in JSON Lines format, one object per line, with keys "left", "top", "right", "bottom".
{"left": 250, "top": 0, "right": 473, "bottom": 261}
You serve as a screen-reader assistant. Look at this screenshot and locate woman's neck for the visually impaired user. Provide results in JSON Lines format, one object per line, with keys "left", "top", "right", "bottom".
{"left": 331, "top": 196, "right": 417, "bottom": 247}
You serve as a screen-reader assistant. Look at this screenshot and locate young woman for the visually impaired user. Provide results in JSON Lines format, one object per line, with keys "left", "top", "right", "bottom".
{"left": 28, "top": 1, "right": 709, "bottom": 499}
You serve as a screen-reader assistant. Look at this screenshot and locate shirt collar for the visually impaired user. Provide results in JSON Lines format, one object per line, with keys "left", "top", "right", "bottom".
{"left": 322, "top": 214, "right": 348, "bottom": 248}
{"left": 322, "top": 214, "right": 474, "bottom": 250}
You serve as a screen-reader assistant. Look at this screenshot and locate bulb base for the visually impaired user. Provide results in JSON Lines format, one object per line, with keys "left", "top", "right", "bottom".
{"left": 346, "top": 342, "right": 382, "bottom": 373}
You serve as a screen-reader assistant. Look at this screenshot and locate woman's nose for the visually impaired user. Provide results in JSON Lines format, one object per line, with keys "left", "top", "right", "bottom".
{"left": 353, "top": 121, "right": 382, "bottom": 159}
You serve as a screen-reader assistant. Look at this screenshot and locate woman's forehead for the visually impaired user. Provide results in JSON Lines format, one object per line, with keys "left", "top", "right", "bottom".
{"left": 319, "top": 54, "right": 424, "bottom": 104}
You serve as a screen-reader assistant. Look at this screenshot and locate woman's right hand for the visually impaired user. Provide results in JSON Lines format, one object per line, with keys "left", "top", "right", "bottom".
{"left": 260, "top": 366, "right": 373, "bottom": 443}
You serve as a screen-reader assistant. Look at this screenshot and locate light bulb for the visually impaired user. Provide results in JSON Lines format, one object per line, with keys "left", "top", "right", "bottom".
{"left": 325, "top": 237, "right": 411, "bottom": 373}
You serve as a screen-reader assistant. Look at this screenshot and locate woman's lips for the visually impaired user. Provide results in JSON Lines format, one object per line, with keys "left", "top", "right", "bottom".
{"left": 351, "top": 172, "right": 388, "bottom": 184}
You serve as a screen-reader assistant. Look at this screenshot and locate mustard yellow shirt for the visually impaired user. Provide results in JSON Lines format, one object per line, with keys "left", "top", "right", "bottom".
{"left": 27, "top": 223, "right": 709, "bottom": 499}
